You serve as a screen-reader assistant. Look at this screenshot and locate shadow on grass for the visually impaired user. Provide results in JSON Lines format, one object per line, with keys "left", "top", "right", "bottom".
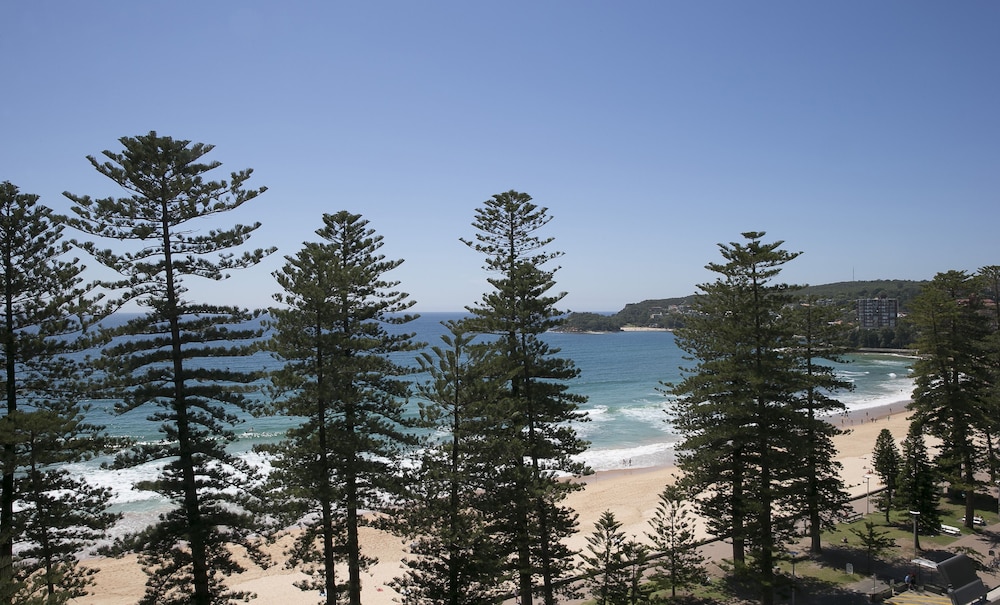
{"left": 698, "top": 555, "right": 878, "bottom": 605}
{"left": 783, "top": 575, "right": 874, "bottom": 605}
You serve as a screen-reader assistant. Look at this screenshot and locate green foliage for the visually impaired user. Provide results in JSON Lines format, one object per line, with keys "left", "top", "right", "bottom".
{"left": 264, "top": 210, "right": 419, "bottom": 605}
{"left": 849, "top": 322, "right": 917, "bottom": 349}
{"left": 392, "top": 320, "right": 511, "bottom": 604}
{"left": 462, "top": 190, "right": 591, "bottom": 605}
{"left": 607, "top": 300, "right": 690, "bottom": 330}
{"left": 978, "top": 265, "right": 1000, "bottom": 481}
{"left": 895, "top": 423, "right": 941, "bottom": 538}
{"left": 799, "top": 280, "right": 926, "bottom": 311}
{"left": 872, "top": 429, "right": 900, "bottom": 523}
{"left": 558, "top": 312, "right": 624, "bottom": 332}
{"left": 848, "top": 521, "right": 896, "bottom": 575}
{"left": 62, "top": 133, "right": 275, "bottom": 605}
{"left": 668, "top": 231, "right": 851, "bottom": 605}
{"left": 581, "top": 511, "right": 648, "bottom": 605}
{"left": 646, "top": 484, "right": 705, "bottom": 598}
{"left": 784, "top": 297, "right": 853, "bottom": 553}
{"left": 0, "top": 181, "right": 118, "bottom": 605}
{"left": 908, "top": 270, "right": 993, "bottom": 529}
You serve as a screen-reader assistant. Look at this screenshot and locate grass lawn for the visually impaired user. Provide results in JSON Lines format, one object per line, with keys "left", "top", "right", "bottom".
{"left": 603, "top": 495, "right": 999, "bottom": 604}
{"left": 826, "top": 498, "right": 998, "bottom": 553}
{"left": 790, "top": 494, "right": 997, "bottom": 585}
{"left": 687, "top": 495, "right": 998, "bottom": 602}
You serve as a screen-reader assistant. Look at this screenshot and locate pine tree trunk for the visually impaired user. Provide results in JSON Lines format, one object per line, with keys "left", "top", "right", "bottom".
{"left": 167, "top": 261, "right": 212, "bottom": 605}
{"left": 806, "top": 452, "right": 824, "bottom": 553}
{"left": 346, "top": 464, "right": 362, "bottom": 605}
{"left": 178, "top": 411, "right": 211, "bottom": 605}
{"left": 759, "top": 429, "right": 775, "bottom": 605}
{"left": 1, "top": 314, "right": 16, "bottom": 605}
{"left": 317, "top": 381, "right": 338, "bottom": 605}
{"left": 0, "top": 450, "right": 13, "bottom": 605}
{"left": 321, "top": 498, "right": 337, "bottom": 605}
{"left": 965, "top": 459, "right": 977, "bottom": 531}
{"left": 986, "top": 432, "right": 997, "bottom": 484}
{"left": 805, "top": 402, "right": 823, "bottom": 554}
{"left": 515, "top": 485, "right": 533, "bottom": 605}
{"left": 449, "top": 430, "right": 461, "bottom": 605}
{"left": 732, "top": 459, "right": 746, "bottom": 565}
{"left": 809, "top": 504, "right": 822, "bottom": 554}
{"left": 538, "top": 492, "right": 554, "bottom": 605}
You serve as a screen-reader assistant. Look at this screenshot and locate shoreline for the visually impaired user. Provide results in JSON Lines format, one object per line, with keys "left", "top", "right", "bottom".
{"left": 580, "top": 398, "right": 909, "bottom": 475}
{"left": 77, "top": 401, "right": 914, "bottom": 604}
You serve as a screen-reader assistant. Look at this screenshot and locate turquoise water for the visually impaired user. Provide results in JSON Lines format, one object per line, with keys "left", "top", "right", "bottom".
{"left": 68, "top": 312, "right": 915, "bottom": 530}
{"left": 545, "top": 328, "right": 914, "bottom": 470}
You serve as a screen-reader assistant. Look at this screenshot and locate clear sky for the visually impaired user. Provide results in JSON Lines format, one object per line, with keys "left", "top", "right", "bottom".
{"left": 2, "top": 2, "right": 997, "bottom": 312}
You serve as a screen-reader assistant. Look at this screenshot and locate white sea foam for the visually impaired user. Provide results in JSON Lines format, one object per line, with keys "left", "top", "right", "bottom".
{"left": 840, "top": 370, "right": 871, "bottom": 378}
{"left": 583, "top": 405, "right": 610, "bottom": 421}
{"left": 620, "top": 405, "right": 673, "bottom": 432}
{"left": 63, "top": 460, "right": 164, "bottom": 506}
{"left": 576, "top": 441, "right": 677, "bottom": 472}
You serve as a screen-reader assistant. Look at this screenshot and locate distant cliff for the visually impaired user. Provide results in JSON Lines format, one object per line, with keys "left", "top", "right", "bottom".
{"left": 557, "top": 279, "right": 927, "bottom": 332}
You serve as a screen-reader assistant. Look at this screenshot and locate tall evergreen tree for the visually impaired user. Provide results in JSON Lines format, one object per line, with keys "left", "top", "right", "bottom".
{"left": 462, "top": 190, "right": 590, "bottom": 605}
{"left": 264, "top": 211, "right": 418, "bottom": 605}
{"left": 580, "top": 511, "right": 635, "bottom": 605}
{"left": 620, "top": 542, "right": 649, "bottom": 605}
{"left": 668, "top": 231, "right": 806, "bottom": 605}
{"left": 62, "top": 133, "right": 275, "bottom": 605}
{"left": 0, "top": 181, "right": 118, "bottom": 605}
{"left": 848, "top": 521, "right": 896, "bottom": 575}
{"left": 392, "top": 321, "right": 510, "bottom": 605}
{"left": 646, "top": 484, "right": 705, "bottom": 598}
{"left": 872, "top": 428, "right": 901, "bottom": 524}
{"left": 896, "top": 422, "right": 941, "bottom": 545}
{"left": 976, "top": 265, "right": 1000, "bottom": 482}
{"left": 907, "top": 270, "right": 991, "bottom": 529}
{"left": 785, "top": 298, "right": 852, "bottom": 553}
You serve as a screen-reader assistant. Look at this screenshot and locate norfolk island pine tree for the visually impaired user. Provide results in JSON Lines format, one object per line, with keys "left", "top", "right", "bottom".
{"left": 784, "top": 297, "right": 852, "bottom": 553}
{"left": 908, "top": 270, "right": 992, "bottom": 531}
{"left": 63, "top": 132, "right": 276, "bottom": 605}
{"left": 668, "top": 232, "right": 829, "bottom": 605}
{"left": 461, "top": 191, "right": 591, "bottom": 605}
{"left": 263, "top": 211, "right": 419, "bottom": 605}
{"left": 1, "top": 181, "right": 118, "bottom": 604}
{"left": 392, "top": 320, "right": 512, "bottom": 605}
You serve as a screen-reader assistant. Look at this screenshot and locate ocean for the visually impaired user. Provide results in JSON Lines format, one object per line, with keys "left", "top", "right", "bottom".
{"left": 67, "top": 312, "right": 916, "bottom": 534}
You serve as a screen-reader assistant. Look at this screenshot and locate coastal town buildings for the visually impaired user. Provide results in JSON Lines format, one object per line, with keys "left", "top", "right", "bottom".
{"left": 857, "top": 297, "right": 899, "bottom": 329}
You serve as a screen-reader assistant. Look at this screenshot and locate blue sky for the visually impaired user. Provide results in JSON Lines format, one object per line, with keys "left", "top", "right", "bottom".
{"left": 2, "top": 2, "right": 997, "bottom": 312}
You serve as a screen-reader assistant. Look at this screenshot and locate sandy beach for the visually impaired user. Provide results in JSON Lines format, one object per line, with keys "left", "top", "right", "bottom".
{"left": 77, "top": 401, "right": 913, "bottom": 604}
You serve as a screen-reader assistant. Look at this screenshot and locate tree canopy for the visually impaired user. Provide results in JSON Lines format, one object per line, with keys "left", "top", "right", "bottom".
{"left": 668, "top": 232, "right": 849, "bottom": 605}
{"left": 63, "top": 133, "right": 275, "bottom": 605}
{"left": 908, "top": 270, "right": 992, "bottom": 529}
{"left": 264, "top": 210, "right": 419, "bottom": 605}
{"left": 0, "top": 181, "right": 117, "bottom": 605}
{"left": 463, "top": 190, "right": 591, "bottom": 605}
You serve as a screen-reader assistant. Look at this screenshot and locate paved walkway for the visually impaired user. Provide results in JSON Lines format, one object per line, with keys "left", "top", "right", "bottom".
{"left": 884, "top": 588, "right": 951, "bottom": 605}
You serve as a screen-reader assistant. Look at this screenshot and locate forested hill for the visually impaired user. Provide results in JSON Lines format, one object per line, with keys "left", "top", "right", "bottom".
{"left": 560, "top": 279, "right": 927, "bottom": 332}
